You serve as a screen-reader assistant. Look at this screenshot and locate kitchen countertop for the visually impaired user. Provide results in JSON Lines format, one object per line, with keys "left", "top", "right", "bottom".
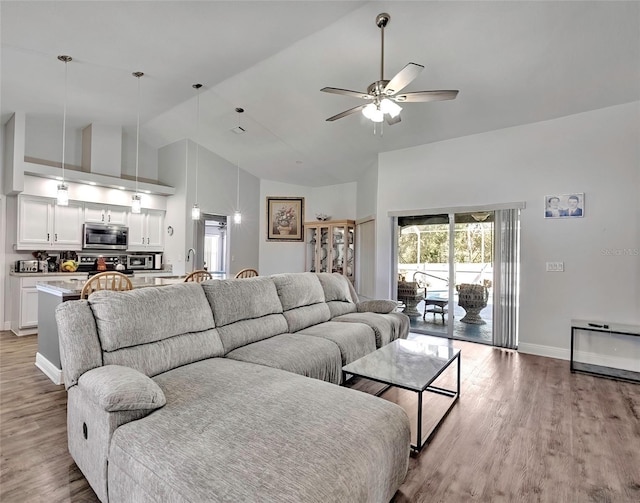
{"left": 36, "top": 272, "right": 227, "bottom": 296}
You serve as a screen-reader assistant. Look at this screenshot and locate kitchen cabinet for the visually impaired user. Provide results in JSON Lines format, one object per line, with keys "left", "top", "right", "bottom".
{"left": 17, "top": 195, "right": 83, "bottom": 250}
{"left": 84, "top": 203, "right": 128, "bottom": 225}
{"left": 10, "top": 273, "right": 86, "bottom": 336}
{"left": 304, "top": 220, "right": 355, "bottom": 283}
{"left": 128, "top": 209, "right": 165, "bottom": 251}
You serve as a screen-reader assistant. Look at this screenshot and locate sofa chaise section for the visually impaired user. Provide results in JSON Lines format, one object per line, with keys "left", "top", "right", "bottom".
{"left": 108, "top": 357, "right": 410, "bottom": 503}
{"left": 56, "top": 282, "right": 223, "bottom": 503}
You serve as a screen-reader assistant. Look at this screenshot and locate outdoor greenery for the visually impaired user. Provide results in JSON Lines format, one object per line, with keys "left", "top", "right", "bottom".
{"left": 399, "top": 223, "right": 493, "bottom": 264}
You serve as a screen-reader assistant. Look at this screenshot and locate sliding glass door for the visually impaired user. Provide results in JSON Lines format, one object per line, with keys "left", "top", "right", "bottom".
{"left": 397, "top": 211, "right": 496, "bottom": 344}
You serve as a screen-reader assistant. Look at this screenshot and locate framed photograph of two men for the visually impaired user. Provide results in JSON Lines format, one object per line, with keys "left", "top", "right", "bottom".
{"left": 544, "top": 193, "right": 584, "bottom": 219}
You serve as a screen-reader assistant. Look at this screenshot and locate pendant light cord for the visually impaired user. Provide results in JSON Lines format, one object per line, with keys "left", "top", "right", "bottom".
{"left": 192, "top": 84, "right": 202, "bottom": 207}
{"left": 195, "top": 90, "right": 199, "bottom": 203}
{"left": 61, "top": 57, "right": 69, "bottom": 183}
{"left": 131, "top": 72, "right": 145, "bottom": 194}
{"left": 236, "top": 163, "right": 240, "bottom": 208}
{"left": 135, "top": 73, "right": 141, "bottom": 195}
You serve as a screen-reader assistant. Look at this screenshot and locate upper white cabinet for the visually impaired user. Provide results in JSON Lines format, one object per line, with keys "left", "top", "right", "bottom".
{"left": 84, "top": 203, "right": 128, "bottom": 225}
{"left": 128, "top": 209, "right": 164, "bottom": 251}
{"left": 17, "top": 195, "right": 83, "bottom": 250}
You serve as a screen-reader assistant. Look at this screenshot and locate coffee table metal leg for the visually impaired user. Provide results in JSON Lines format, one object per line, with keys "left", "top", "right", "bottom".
{"left": 411, "top": 351, "right": 461, "bottom": 453}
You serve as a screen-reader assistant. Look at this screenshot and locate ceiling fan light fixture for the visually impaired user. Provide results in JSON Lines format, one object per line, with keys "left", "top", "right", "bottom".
{"left": 380, "top": 98, "right": 402, "bottom": 118}
{"left": 362, "top": 103, "right": 377, "bottom": 119}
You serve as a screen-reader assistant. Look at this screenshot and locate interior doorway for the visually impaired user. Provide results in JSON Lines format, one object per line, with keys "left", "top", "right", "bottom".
{"left": 194, "top": 214, "right": 227, "bottom": 273}
{"left": 397, "top": 211, "right": 495, "bottom": 345}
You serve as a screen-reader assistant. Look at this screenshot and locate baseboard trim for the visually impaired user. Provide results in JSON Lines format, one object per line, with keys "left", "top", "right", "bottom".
{"left": 518, "top": 343, "right": 569, "bottom": 361}
{"left": 35, "top": 353, "right": 64, "bottom": 386}
{"left": 518, "top": 343, "right": 639, "bottom": 371}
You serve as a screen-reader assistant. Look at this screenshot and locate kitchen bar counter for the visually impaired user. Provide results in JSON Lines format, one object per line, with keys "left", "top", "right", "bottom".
{"left": 35, "top": 272, "right": 226, "bottom": 385}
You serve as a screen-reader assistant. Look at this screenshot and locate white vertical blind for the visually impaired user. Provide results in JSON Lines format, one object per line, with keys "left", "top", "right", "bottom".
{"left": 492, "top": 208, "right": 520, "bottom": 349}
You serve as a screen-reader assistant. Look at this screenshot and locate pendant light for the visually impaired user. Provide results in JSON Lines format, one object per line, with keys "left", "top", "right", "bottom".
{"left": 191, "top": 83, "right": 203, "bottom": 220}
{"left": 131, "top": 71, "right": 144, "bottom": 214}
{"left": 57, "top": 55, "right": 72, "bottom": 206}
{"left": 233, "top": 107, "right": 244, "bottom": 224}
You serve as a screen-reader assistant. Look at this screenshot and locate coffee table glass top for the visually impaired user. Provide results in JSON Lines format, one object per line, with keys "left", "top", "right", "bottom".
{"left": 342, "top": 338, "right": 460, "bottom": 392}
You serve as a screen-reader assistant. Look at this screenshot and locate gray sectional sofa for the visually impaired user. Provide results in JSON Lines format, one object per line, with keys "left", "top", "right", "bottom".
{"left": 56, "top": 272, "right": 411, "bottom": 502}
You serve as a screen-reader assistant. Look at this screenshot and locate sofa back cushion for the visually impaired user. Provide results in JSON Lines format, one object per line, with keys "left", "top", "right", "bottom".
{"left": 88, "top": 283, "right": 225, "bottom": 377}
{"left": 202, "top": 277, "right": 288, "bottom": 353}
{"left": 202, "top": 277, "right": 282, "bottom": 326}
{"left": 316, "top": 273, "right": 357, "bottom": 317}
{"left": 271, "top": 273, "right": 331, "bottom": 332}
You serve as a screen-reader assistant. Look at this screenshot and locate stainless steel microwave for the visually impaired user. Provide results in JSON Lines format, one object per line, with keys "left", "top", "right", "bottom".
{"left": 83, "top": 223, "right": 128, "bottom": 251}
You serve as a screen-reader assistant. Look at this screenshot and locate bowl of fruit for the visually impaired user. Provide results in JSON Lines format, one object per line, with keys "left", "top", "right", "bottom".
{"left": 60, "top": 260, "right": 79, "bottom": 272}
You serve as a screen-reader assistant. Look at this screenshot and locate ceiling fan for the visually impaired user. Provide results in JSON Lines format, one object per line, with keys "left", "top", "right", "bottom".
{"left": 321, "top": 12, "right": 459, "bottom": 125}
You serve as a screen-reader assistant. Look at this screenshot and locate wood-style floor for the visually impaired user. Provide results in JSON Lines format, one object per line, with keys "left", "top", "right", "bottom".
{"left": 1, "top": 330, "right": 639, "bottom": 502}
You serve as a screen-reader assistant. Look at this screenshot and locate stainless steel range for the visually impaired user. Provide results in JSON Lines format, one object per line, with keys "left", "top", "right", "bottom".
{"left": 77, "top": 253, "right": 130, "bottom": 274}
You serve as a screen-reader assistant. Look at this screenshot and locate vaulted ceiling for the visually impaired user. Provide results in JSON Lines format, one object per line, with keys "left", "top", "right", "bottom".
{"left": 2, "top": 1, "right": 639, "bottom": 186}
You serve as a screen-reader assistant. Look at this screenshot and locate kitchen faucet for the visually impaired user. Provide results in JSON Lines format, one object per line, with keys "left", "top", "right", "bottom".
{"left": 187, "top": 248, "right": 196, "bottom": 273}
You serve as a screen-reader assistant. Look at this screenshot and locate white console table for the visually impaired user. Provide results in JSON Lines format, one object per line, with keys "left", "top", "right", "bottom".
{"left": 570, "top": 319, "right": 640, "bottom": 383}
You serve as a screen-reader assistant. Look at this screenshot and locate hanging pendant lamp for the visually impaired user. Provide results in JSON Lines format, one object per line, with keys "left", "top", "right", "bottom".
{"left": 57, "top": 55, "right": 72, "bottom": 206}
{"left": 191, "top": 84, "right": 203, "bottom": 221}
{"left": 131, "top": 71, "right": 144, "bottom": 213}
{"left": 233, "top": 107, "right": 244, "bottom": 224}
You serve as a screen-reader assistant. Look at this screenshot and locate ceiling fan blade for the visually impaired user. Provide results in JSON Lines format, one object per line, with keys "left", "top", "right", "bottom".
{"left": 385, "top": 114, "right": 402, "bottom": 126}
{"left": 393, "top": 90, "right": 459, "bottom": 102}
{"left": 326, "top": 104, "right": 367, "bottom": 122}
{"left": 320, "top": 87, "right": 372, "bottom": 100}
{"left": 383, "top": 63, "right": 424, "bottom": 95}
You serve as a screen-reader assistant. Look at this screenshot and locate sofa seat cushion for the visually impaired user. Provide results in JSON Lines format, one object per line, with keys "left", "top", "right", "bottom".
{"left": 332, "top": 313, "right": 396, "bottom": 348}
{"left": 108, "top": 358, "right": 410, "bottom": 503}
{"left": 296, "top": 321, "right": 376, "bottom": 365}
{"left": 225, "top": 333, "right": 342, "bottom": 384}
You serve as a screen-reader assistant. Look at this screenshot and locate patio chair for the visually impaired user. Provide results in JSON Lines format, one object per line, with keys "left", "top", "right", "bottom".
{"left": 457, "top": 283, "right": 489, "bottom": 324}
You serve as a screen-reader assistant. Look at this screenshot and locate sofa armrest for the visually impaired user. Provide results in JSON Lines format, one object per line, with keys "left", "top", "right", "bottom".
{"left": 77, "top": 365, "right": 166, "bottom": 412}
{"left": 356, "top": 299, "right": 399, "bottom": 314}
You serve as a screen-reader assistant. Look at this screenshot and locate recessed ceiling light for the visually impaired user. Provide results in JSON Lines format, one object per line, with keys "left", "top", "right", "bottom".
{"left": 144, "top": 190, "right": 151, "bottom": 194}
{"left": 118, "top": 186, "right": 125, "bottom": 190}
{"left": 89, "top": 182, "right": 97, "bottom": 186}
{"left": 55, "top": 176, "right": 63, "bottom": 181}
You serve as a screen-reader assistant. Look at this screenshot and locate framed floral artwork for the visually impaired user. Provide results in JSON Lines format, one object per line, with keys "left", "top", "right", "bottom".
{"left": 266, "top": 197, "right": 305, "bottom": 241}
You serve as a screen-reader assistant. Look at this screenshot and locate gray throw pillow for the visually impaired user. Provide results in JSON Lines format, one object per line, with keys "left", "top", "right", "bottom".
{"left": 78, "top": 365, "right": 166, "bottom": 412}
{"left": 356, "top": 300, "right": 398, "bottom": 314}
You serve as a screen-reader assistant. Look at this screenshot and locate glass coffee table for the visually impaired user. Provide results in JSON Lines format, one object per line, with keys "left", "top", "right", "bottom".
{"left": 343, "top": 338, "right": 460, "bottom": 452}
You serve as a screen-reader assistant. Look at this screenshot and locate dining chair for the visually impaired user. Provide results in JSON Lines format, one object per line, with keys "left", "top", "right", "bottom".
{"left": 80, "top": 271, "right": 133, "bottom": 299}
{"left": 234, "top": 268, "right": 259, "bottom": 279}
{"left": 184, "top": 270, "right": 213, "bottom": 283}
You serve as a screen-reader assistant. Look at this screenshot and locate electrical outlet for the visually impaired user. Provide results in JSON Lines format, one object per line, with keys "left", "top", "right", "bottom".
{"left": 546, "top": 262, "right": 564, "bottom": 272}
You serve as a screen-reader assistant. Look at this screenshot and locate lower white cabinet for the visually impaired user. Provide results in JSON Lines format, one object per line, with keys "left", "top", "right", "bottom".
{"left": 10, "top": 274, "right": 87, "bottom": 336}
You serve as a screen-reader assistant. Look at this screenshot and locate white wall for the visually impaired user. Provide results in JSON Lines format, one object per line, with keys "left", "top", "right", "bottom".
{"left": 356, "top": 165, "right": 378, "bottom": 219}
{"left": 24, "top": 115, "right": 158, "bottom": 181}
{"left": 258, "top": 180, "right": 357, "bottom": 276}
{"left": 158, "top": 139, "right": 260, "bottom": 276}
{"left": 376, "top": 102, "right": 640, "bottom": 362}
